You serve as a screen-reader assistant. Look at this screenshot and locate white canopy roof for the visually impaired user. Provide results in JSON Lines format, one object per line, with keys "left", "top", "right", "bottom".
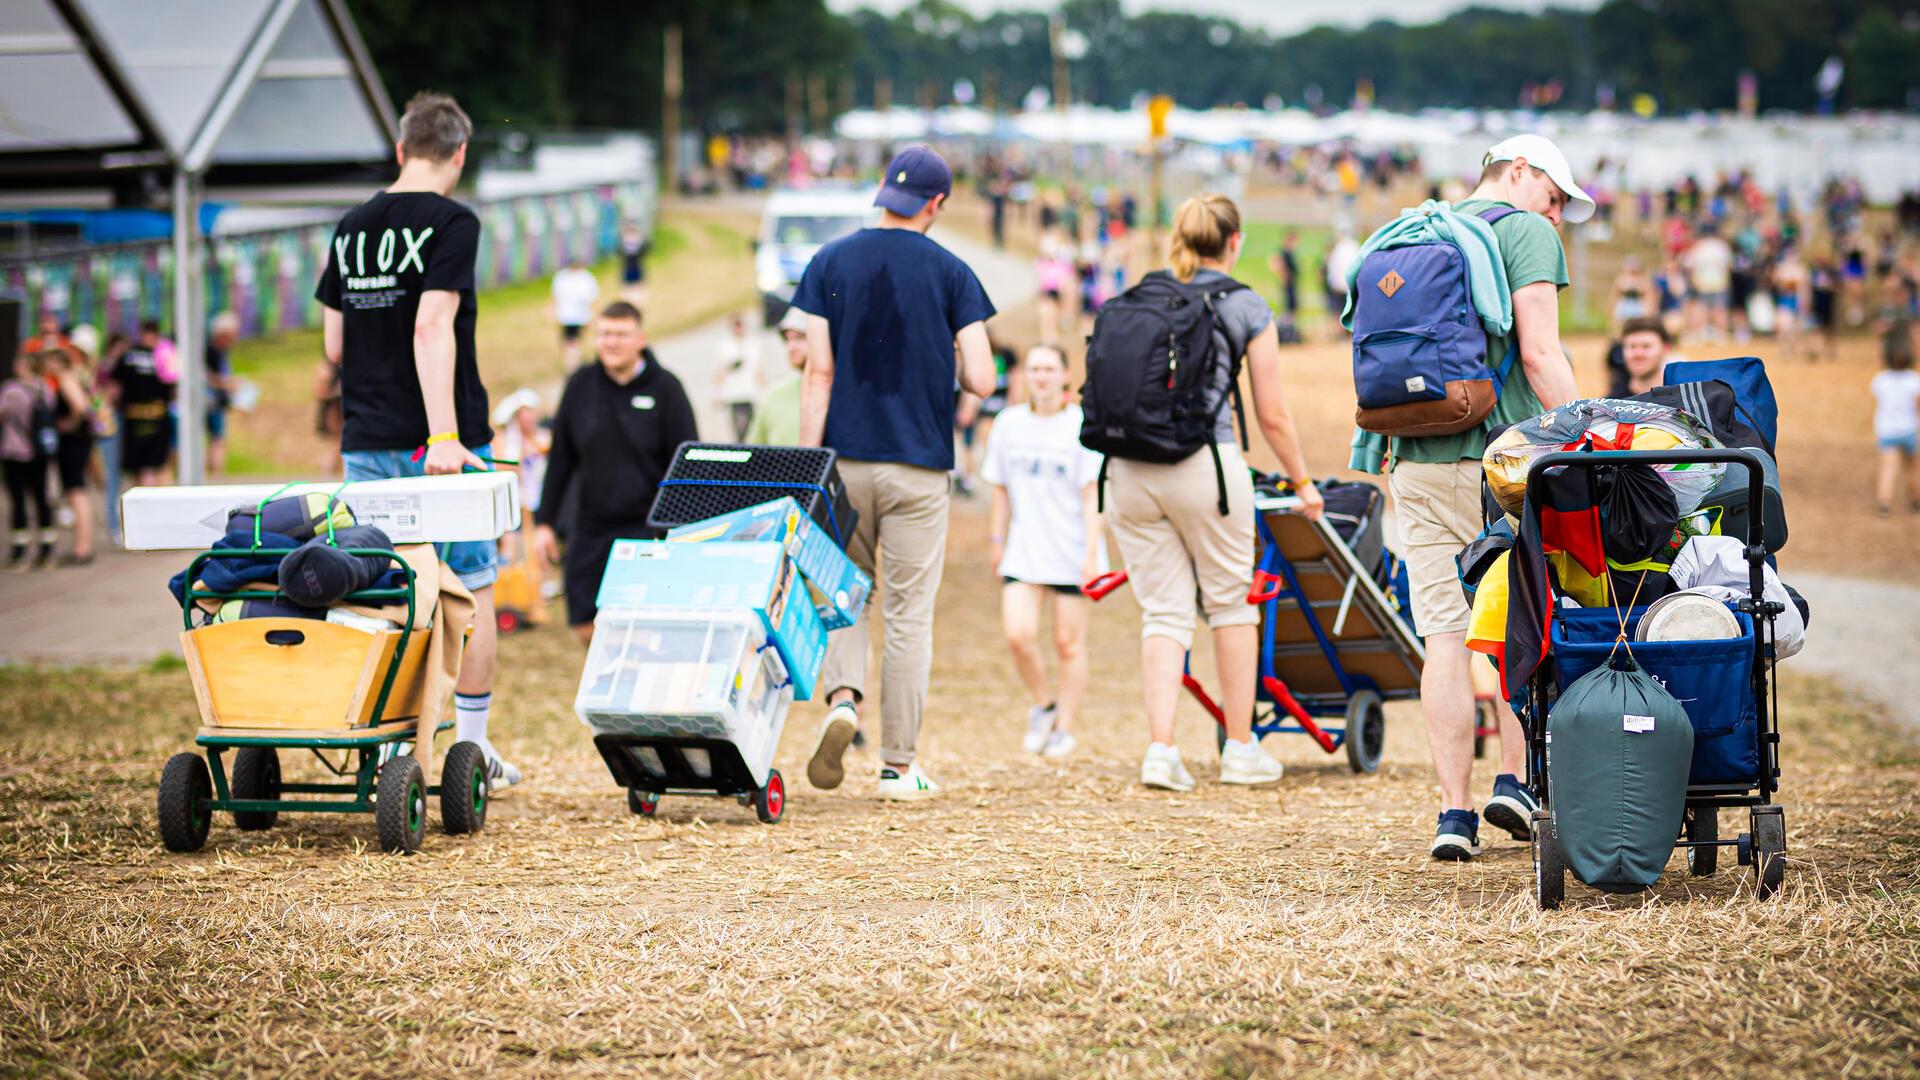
{"left": 0, "top": 0, "right": 394, "bottom": 187}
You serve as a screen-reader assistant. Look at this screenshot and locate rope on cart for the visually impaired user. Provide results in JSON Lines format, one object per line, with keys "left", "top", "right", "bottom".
{"left": 1604, "top": 571, "right": 1653, "bottom": 668}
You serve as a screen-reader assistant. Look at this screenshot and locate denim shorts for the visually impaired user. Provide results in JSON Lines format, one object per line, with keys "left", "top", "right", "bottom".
{"left": 1880, "top": 433, "right": 1918, "bottom": 455}
{"left": 340, "top": 444, "right": 499, "bottom": 590}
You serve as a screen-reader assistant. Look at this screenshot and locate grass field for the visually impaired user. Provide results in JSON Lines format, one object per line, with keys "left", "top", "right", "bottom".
{"left": 1, "top": 488, "right": 1917, "bottom": 1076}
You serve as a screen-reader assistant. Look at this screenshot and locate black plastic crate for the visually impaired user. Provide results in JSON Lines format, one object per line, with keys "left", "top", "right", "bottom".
{"left": 646, "top": 442, "right": 859, "bottom": 548}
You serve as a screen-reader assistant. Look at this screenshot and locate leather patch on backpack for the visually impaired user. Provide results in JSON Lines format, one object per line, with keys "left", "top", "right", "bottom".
{"left": 1376, "top": 269, "right": 1405, "bottom": 298}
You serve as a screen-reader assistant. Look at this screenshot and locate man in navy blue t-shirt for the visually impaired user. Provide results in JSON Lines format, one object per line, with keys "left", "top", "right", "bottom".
{"left": 791, "top": 144, "right": 997, "bottom": 802}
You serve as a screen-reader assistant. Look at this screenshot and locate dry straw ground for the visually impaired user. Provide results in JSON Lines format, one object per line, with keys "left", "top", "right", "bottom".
{"left": 5, "top": 196, "right": 1918, "bottom": 1077}
{"left": 3, "top": 490, "right": 1918, "bottom": 1077}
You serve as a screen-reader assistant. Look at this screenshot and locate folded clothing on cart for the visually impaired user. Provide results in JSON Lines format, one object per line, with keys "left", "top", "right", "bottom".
{"left": 168, "top": 519, "right": 406, "bottom": 610}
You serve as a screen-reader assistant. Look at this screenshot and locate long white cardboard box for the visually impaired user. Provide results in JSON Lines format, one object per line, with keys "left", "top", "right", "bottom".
{"left": 122, "top": 472, "right": 520, "bottom": 550}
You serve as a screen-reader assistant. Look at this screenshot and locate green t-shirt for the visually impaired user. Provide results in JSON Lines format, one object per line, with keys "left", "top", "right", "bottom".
{"left": 1392, "top": 199, "right": 1569, "bottom": 465}
{"left": 745, "top": 372, "right": 803, "bottom": 446}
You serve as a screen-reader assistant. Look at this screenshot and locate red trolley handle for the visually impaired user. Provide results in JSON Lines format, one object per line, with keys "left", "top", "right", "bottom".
{"left": 1082, "top": 570, "right": 1129, "bottom": 601}
{"left": 1247, "top": 570, "right": 1284, "bottom": 605}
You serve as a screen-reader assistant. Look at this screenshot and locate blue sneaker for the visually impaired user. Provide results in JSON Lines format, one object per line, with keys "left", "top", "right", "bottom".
{"left": 1432, "top": 809, "right": 1482, "bottom": 860}
{"left": 1482, "top": 773, "right": 1539, "bottom": 843}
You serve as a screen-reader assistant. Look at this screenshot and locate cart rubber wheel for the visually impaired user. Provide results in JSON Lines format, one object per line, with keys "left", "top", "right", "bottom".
{"left": 1531, "top": 809, "right": 1565, "bottom": 910}
{"left": 627, "top": 788, "right": 659, "bottom": 817}
{"left": 375, "top": 755, "right": 427, "bottom": 855}
{"left": 1345, "top": 690, "right": 1386, "bottom": 774}
{"left": 229, "top": 747, "right": 281, "bottom": 831}
{"left": 754, "top": 769, "right": 786, "bottom": 824}
{"left": 1685, "top": 805, "right": 1718, "bottom": 876}
{"left": 158, "top": 753, "right": 212, "bottom": 853}
{"left": 497, "top": 608, "right": 521, "bottom": 634}
{"left": 1749, "top": 805, "right": 1786, "bottom": 899}
{"left": 1214, "top": 724, "right": 1228, "bottom": 754}
{"left": 441, "top": 741, "right": 489, "bottom": 836}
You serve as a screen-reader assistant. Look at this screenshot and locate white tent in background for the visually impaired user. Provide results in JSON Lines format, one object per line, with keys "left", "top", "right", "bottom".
{"left": 0, "top": 0, "right": 395, "bottom": 483}
{"left": 833, "top": 108, "right": 930, "bottom": 142}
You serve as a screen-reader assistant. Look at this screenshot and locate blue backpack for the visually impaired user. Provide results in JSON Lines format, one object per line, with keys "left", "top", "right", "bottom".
{"left": 1350, "top": 206, "right": 1519, "bottom": 438}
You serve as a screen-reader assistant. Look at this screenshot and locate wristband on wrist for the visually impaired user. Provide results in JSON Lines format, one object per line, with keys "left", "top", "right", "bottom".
{"left": 426, "top": 430, "right": 459, "bottom": 446}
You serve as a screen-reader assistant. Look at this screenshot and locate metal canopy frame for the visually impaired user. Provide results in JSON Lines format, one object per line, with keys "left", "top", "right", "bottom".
{"left": 4, "top": 0, "right": 396, "bottom": 484}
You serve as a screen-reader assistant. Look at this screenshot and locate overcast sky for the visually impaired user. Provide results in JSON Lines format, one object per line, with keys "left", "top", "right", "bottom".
{"left": 829, "top": 0, "right": 1598, "bottom": 36}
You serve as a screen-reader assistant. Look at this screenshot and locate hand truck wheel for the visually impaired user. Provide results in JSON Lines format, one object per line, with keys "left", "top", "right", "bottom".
{"left": 1344, "top": 690, "right": 1386, "bottom": 774}
{"left": 628, "top": 787, "right": 660, "bottom": 817}
{"left": 157, "top": 752, "right": 212, "bottom": 853}
{"left": 230, "top": 746, "right": 281, "bottom": 831}
{"left": 753, "top": 768, "right": 786, "bottom": 824}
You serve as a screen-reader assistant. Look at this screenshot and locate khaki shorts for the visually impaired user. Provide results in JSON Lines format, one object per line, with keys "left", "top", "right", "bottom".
{"left": 1106, "top": 445, "right": 1257, "bottom": 650}
{"left": 1388, "top": 459, "right": 1483, "bottom": 637}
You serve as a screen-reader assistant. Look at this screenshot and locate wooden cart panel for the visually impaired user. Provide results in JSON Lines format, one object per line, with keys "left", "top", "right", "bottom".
{"left": 182, "top": 617, "right": 429, "bottom": 730}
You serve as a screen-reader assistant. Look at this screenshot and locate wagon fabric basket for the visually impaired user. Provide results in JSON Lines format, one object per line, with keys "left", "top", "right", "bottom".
{"left": 1549, "top": 604, "right": 1759, "bottom": 786}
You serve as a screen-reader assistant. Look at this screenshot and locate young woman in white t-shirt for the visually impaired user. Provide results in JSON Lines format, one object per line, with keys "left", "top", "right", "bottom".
{"left": 1871, "top": 294, "right": 1920, "bottom": 515}
{"left": 982, "top": 345, "right": 1106, "bottom": 758}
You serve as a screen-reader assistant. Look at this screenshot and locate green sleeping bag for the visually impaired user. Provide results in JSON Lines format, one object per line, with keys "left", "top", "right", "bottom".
{"left": 1546, "top": 652, "right": 1694, "bottom": 893}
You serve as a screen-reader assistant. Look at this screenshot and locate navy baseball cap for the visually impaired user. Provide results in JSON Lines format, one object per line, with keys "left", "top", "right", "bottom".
{"left": 874, "top": 145, "right": 952, "bottom": 216}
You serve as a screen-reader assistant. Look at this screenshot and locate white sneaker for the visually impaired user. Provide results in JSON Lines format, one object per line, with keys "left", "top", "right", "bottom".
{"left": 1139, "top": 743, "right": 1195, "bottom": 792}
{"left": 876, "top": 762, "right": 940, "bottom": 801}
{"left": 1023, "top": 703, "right": 1057, "bottom": 754}
{"left": 1219, "top": 738, "right": 1284, "bottom": 785}
{"left": 807, "top": 702, "right": 858, "bottom": 790}
{"left": 1042, "top": 729, "right": 1078, "bottom": 758}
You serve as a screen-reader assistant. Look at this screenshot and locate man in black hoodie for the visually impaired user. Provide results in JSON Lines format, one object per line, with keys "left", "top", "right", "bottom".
{"left": 533, "top": 300, "right": 699, "bottom": 642}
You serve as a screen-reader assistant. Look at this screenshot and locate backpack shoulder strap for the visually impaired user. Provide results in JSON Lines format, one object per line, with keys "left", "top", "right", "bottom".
{"left": 1477, "top": 206, "right": 1522, "bottom": 226}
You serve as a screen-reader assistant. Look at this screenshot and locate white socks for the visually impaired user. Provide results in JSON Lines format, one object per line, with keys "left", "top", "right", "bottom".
{"left": 454, "top": 692, "right": 494, "bottom": 759}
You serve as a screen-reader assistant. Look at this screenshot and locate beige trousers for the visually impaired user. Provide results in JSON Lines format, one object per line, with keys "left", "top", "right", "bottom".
{"left": 1105, "top": 444, "right": 1258, "bottom": 650}
{"left": 818, "top": 459, "right": 951, "bottom": 768}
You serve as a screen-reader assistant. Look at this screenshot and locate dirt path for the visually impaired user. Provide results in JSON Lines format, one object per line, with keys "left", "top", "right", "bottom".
{"left": 2, "top": 491, "right": 1918, "bottom": 1078}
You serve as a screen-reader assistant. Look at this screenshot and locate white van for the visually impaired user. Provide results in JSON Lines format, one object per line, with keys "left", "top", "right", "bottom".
{"left": 756, "top": 187, "right": 877, "bottom": 324}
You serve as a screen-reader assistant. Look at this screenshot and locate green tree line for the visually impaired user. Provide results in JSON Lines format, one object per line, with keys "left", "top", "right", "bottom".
{"left": 348, "top": 0, "right": 1920, "bottom": 134}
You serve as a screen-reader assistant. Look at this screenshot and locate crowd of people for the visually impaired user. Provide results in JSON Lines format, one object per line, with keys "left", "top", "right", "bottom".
{"left": 0, "top": 309, "right": 244, "bottom": 571}
{"left": 14, "top": 85, "right": 1916, "bottom": 856}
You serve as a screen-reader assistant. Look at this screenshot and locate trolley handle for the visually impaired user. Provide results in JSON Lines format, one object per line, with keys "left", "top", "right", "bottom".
{"left": 1081, "top": 571, "right": 1129, "bottom": 601}
{"left": 1524, "top": 447, "right": 1769, "bottom": 607}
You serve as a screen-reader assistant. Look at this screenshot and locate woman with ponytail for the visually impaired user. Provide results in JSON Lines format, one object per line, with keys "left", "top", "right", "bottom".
{"left": 1107, "top": 192, "right": 1323, "bottom": 794}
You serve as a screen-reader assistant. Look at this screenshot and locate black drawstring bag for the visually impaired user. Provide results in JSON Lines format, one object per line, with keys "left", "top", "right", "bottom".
{"left": 1593, "top": 462, "right": 1679, "bottom": 565}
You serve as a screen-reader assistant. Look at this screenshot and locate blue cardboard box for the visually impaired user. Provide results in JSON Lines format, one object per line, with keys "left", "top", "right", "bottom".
{"left": 596, "top": 540, "right": 827, "bottom": 700}
{"left": 665, "top": 497, "right": 871, "bottom": 630}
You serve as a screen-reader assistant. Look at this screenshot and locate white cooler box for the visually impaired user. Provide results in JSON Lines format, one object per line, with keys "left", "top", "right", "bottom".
{"left": 576, "top": 608, "right": 793, "bottom": 793}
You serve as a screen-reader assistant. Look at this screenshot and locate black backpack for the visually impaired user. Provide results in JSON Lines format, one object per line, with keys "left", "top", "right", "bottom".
{"left": 1079, "top": 271, "right": 1249, "bottom": 515}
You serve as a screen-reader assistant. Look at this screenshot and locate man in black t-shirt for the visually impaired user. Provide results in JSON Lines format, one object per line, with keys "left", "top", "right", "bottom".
{"left": 531, "top": 301, "right": 699, "bottom": 641}
{"left": 315, "top": 91, "right": 517, "bottom": 788}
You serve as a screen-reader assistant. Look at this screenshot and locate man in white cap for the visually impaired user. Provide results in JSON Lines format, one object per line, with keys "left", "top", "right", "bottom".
{"left": 1393, "top": 133, "right": 1589, "bottom": 861}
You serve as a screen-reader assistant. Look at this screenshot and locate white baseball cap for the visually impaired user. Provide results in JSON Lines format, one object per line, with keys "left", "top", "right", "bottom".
{"left": 777, "top": 304, "right": 809, "bottom": 334}
{"left": 490, "top": 386, "right": 542, "bottom": 426}
{"left": 1482, "top": 134, "right": 1594, "bottom": 224}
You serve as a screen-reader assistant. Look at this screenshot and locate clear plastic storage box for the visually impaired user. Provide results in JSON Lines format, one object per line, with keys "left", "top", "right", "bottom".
{"left": 574, "top": 608, "right": 793, "bottom": 787}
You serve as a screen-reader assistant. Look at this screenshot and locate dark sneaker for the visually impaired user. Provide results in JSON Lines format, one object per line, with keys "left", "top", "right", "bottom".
{"left": 1432, "top": 809, "right": 1483, "bottom": 861}
{"left": 1482, "top": 773, "right": 1539, "bottom": 843}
